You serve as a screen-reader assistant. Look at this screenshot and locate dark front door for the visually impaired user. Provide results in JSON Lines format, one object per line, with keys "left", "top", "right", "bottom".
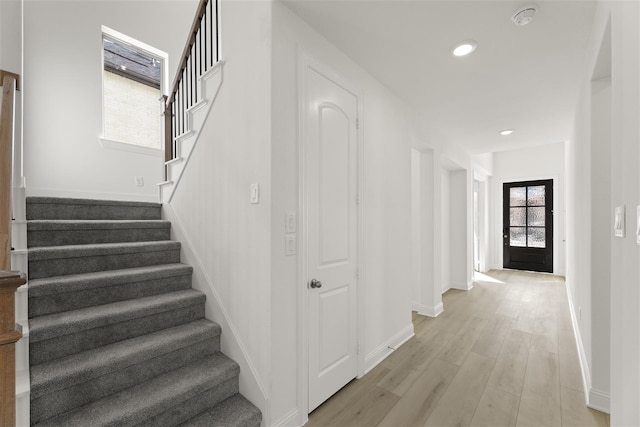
{"left": 503, "top": 179, "right": 553, "bottom": 273}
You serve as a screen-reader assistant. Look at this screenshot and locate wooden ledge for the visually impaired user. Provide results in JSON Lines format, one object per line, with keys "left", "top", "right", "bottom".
{"left": 0, "top": 328, "right": 22, "bottom": 346}
{"left": 0, "top": 271, "right": 26, "bottom": 291}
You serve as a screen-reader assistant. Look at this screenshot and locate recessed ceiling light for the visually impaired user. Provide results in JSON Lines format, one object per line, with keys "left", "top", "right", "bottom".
{"left": 500, "top": 129, "right": 514, "bottom": 136}
{"left": 452, "top": 41, "right": 477, "bottom": 57}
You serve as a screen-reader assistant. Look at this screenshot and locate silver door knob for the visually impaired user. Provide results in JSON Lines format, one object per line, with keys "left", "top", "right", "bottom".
{"left": 310, "top": 279, "right": 322, "bottom": 289}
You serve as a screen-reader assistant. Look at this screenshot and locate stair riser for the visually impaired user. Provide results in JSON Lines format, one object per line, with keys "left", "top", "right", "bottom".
{"left": 29, "top": 249, "right": 181, "bottom": 279}
{"left": 29, "top": 274, "right": 193, "bottom": 317}
{"left": 27, "top": 203, "right": 161, "bottom": 221}
{"left": 142, "top": 377, "right": 239, "bottom": 427}
{"left": 30, "top": 304, "right": 205, "bottom": 365}
{"left": 31, "top": 339, "right": 220, "bottom": 423}
{"left": 28, "top": 227, "right": 171, "bottom": 247}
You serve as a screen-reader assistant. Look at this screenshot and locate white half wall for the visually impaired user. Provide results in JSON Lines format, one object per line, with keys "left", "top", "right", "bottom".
{"left": 23, "top": 0, "right": 198, "bottom": 202}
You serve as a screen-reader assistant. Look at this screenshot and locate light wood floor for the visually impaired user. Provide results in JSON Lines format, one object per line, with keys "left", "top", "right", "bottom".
{"left": 307, "top": 269, "right": 610, "bottom": 427}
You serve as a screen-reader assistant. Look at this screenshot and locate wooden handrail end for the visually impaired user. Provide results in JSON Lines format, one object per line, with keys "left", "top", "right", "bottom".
{"left": 0, "top": 70, "right": 20, "bottom": 91}
{"left": 0, "top": 271, "right": 27, "bottom": 291}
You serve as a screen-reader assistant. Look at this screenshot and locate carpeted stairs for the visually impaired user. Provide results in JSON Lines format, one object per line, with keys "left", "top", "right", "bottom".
{"left": 26, "top": 197, "right": 261, "bottom": 427}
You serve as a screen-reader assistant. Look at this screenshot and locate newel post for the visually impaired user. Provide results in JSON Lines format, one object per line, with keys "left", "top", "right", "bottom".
{"left": 0, "top": 272, "right": 26, "bottom": 427}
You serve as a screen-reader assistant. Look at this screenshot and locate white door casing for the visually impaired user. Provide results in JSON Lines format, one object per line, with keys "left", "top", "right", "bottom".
{"left": 303, "top": 63, "right": 359, "bottom": 413}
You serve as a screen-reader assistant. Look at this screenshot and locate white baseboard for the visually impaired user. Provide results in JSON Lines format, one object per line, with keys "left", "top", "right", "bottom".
{"left": 363, "top": 323, "right": 414, "bottom": 374}
{"left": 564, "top": 283, "right": 610, "bottom": 413}
{"left": 271, "top": 409, "right": 298, "bottom": 427}
{"left": 588, "top": 388, "right": 610, "bottom": 414}
{"left": 412, "top": 302, "right": 443, "bottom": 317}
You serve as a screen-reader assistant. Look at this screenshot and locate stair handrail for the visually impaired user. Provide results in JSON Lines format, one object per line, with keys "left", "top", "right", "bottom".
{"left": 0, "top": 69, "right": 25, "bottom": 427}
{"left": 163, "top": 0, "right": 219, "bottom": 165}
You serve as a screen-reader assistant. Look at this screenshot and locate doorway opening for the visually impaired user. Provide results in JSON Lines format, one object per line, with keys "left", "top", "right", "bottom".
{"left": 503, "top": 179, "right": 553, "bottom": 273}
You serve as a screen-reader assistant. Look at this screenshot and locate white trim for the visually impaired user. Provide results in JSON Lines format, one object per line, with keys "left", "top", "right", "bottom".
{"left": 165, "top": 157, "right": 183, "bottom": 167}
{"left": 412, "top": 302, "right": 444, "bottom": 318}
{"left": 162, "top": 204, "right": 268, "bottom": 418}
{"left": 364, "top": 323, "right": 415, "bottom": 374}
{"left": 449, "top": 281, "right": 473, "bottom": 291}
{"left": 588, "top": 388, "right": 610, "bottom": 414}
{"left": 161, "top": 62, "right": 224, "bottom": 203}
{"left": 271, "top": 409, "right": 298, "bottom": 427}
{"left": 567, "top": 283, "right": 611, "bottom": 415}
{"left": 296, "top": 49, "right": 364, "bottom": 426}
{"left": 99, "top": 138, "right": 163, "bottom": 157}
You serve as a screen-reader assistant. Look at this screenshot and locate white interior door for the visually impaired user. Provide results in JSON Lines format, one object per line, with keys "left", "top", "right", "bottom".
{"left": 305, "top": 66, "right": 358, "bottom": 412}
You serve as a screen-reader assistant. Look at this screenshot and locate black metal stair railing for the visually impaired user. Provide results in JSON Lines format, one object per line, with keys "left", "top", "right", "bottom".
{"left": 164, "top": 0, "right": 219, "bottom": 167}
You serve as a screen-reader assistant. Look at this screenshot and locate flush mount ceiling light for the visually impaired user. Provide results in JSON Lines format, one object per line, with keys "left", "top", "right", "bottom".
{"left": 499, "top": 129, "right": 514, "bottom": 136}
{"left": 452, "top": 40, "right": 478, "bottom": 57}
{"left": 512, "top": 5, "right": 537, "bottom": 26}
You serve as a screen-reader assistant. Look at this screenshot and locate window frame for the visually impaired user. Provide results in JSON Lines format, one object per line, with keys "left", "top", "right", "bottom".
{"left": 99, "top": 26, "right": 169, "bottom": 155}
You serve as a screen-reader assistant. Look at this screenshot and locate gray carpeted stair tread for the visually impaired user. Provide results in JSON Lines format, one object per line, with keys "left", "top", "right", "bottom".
{"left": 31, "top": 319, "right": 220, "bottom": 398}
{"left": 30, "top": 289, "right": 205, "bottom": 343}
{"left": 29, "top": 241, "right": 181, "bottom": 261}
{"left": 29, "top": 264, "right": 192, "bottom": 297}
{"left": 37, "top": 353, "right": 240, "bottom": 427}
{"left": 27, "top": 197, "right": 260, "bottom": 426}
{"left": 28, "top": 241, "right": 181, "bottom": 279}
{"left": 28, "top": 264, "right": 194, "bottom": 318}
{"left": 179, "top": 394, "right": 262, "bottom": 427}
{"left": 27, "top": 220, "right": 172, "bottom": 246}
{"left": 27, "top": 197, "right": 161, "bottom": 221}
{"left": 28, "top": 220, "right": 171, "bottom": 230}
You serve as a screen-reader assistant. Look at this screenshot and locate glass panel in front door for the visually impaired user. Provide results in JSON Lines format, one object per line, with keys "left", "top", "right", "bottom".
{"left": 508, "top": 185, "right": 546, "bottom": 249}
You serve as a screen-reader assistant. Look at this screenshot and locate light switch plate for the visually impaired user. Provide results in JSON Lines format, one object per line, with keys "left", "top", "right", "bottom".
{"left": 285, "top": 234, "right": 296, "bottom": 256}
{"left": 614, "top": 205, "right": 625, "bottom": 237}
{"left": 250, "top": 184, "right": 260, "bottom": 204}
{"left": 286, "top": 213, "right": 297, "bottom": 233}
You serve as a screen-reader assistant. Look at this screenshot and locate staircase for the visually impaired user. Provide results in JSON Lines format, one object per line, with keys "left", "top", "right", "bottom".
{"left": 25, "top": 197, "right": 261, "bottom": 426}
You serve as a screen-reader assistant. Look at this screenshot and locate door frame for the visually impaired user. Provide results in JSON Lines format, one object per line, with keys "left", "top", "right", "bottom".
{"left": 296, "top": 49, "right": 365, "bottom": 423}
{"left": 498, "top": 175, "right": 559, "bottom": 273}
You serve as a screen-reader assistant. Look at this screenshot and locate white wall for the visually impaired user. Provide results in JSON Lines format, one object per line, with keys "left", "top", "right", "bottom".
{"left": 567, "top": 0, "right": 639, "bottom": 421}
{"left": 412, "top": 147, "right": 443, "bottom": 316}
{"left": 449, "top": 169, "right": 470, "bottom": 289}
{"left": 491, "top": 142, "right": 566, "bottom": 275}
{"left": 23, "top": 1, "right": 198, "bottom": 202}
{"left": 271, "top": 2, "right": 415, "bottom": 424}
{"left": 164, "top": 0, "right": 273, "bottom": 421}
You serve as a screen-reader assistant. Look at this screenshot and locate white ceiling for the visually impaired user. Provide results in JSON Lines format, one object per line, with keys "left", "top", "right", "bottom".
{"left": 282, "top": 0, "right": 597, "bottom": 154}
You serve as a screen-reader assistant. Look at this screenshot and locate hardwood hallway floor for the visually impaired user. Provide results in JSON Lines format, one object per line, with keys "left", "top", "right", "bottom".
{"left": 307, "top": 270, "right": 610, "bottom": 427}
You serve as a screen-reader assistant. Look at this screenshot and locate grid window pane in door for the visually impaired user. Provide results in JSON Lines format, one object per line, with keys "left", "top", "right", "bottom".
{"left": 510, "top": 208, "right": 526, "bottom": 226}
{"left": 527, "top": 186, "right": 545, "bottom": 206}
{"left": 528, "top": 228, "right": 546, "bottom": 248}
{"left": 527, "top": 207, "right": 545, "bottom": 227}
{"left": 510, "top": 227, "right": 526, "bottom": 247}
{"left": 510, "top": 187, "right": 526, "bottom": 207}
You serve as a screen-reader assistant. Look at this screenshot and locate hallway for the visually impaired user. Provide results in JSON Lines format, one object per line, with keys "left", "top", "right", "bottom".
{"left": 307, "top": 270, "right": 609, "bottom": 426}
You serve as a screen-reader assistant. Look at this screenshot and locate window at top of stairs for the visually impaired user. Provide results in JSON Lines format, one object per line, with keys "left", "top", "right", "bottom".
{"left": 101, "top": 26, "right": 167, "bottom": 152}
